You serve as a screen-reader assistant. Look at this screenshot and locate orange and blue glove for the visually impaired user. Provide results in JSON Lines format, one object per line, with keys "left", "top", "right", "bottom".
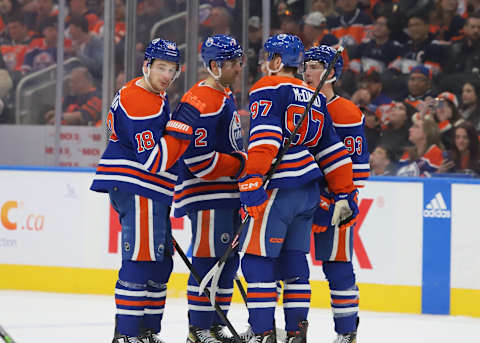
{"left": 238, "top": 174, "right": 268, "bottom": 220}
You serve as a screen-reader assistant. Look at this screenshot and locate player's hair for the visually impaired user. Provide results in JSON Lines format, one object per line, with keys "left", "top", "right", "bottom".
{"left": 408, "top": 117, "right": 443, "bottom": 160}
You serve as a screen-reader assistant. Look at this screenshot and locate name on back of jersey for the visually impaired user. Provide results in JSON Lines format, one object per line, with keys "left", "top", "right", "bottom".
{"left": 292, "top": 87, "right": 322, "bottom": 107}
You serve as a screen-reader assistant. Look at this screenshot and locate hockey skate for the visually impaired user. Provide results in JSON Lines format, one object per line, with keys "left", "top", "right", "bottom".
{"left": 332, "top": 331, "right": 356, "bottom": 343}
{"left": 143, "top": 330, "right": 166, "bottom": 343}
{"left": 187, "top": 325, "right": 223, "bottom": 343}
{"left": 112, "top": 335, "right": 144, "bottom": 343}
{"left": 246, "top": 330, "right": 276, "bottom": 343}
{"left": 285, "top": 320, "right": 308, "bottom": 343}
{"left": 210, "top": 324, "right": 238, "bottom": 343}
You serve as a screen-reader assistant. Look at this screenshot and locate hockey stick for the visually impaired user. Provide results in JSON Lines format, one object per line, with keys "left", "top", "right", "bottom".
{"left": 0, "top": 325, "right": 16, "bottom": 343}
{"left": 199, "top": 47, "right": 345, "bottom": 303}
{"left": 172, "top": 238, "right": 243, "bottom": 343}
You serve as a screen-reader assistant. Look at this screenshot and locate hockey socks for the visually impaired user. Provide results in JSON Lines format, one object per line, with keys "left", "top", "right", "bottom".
{"left": 276, "top": 250, "right": 311, "bottom": 332}
{"left": 323, "top": 261, "right": 359, "bottom": 334}
{"left": 187, "top": 255, "right": 238, "bottom": 329}
{"left": 241, "top": 254, "right": 277, "bottom": 334}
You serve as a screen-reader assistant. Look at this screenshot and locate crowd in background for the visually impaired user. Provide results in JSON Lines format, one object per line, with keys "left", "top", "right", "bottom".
{"left": 0, "top": 0, "right": 479, "bottom": 177}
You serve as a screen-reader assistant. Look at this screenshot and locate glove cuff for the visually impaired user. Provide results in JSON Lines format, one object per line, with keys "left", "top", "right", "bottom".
{"left": 231, "top": 151, "right": 247, "bottom": 179}
{"left": 238, "top": 174, "right": 263, "bottom": 192}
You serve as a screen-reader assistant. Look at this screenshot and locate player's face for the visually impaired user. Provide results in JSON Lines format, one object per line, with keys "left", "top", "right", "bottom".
{"left": 219, "top": 57, "right": 243, "bottom": 86}
{"left": 454, "top": 128, "right": 469, "bottom": 153}
{"left": 304, "top": 60, "right": 324, "bottom": 87}
{"left": 147, "top": 59, "right": 178, "bottom": 91}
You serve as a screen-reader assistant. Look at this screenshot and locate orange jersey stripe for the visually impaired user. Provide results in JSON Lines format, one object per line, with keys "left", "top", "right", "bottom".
{"left": 249, "top": 131, "right": 283, "bottom": 142}
{"left": 150, "top": 150, "right": 161, "bottom": 174}
{"left": 334, "top": 228, "right": 347, "bottom": 261}
{"left": 187, "top": 295, "right": 210, "bottom": 302}
{"left": 174, "top": 184, "right": 238, "bottom": 200}
{"left": 188, "top": 157, "right": 214, "bottom": 173}
{"left": 353, "top": 172, "right": 370, "bottom": 178}
{"left": 278, "top": 157, "right": 315, "bottom": 170}
{"left": 319, "top": 149, "right": 349, "bottom": 168}
{"left": 96, "top": 166, "right": 175, "bottom": 188}
{"left": 147, "top": 300, "right": 166, "bottom": 306}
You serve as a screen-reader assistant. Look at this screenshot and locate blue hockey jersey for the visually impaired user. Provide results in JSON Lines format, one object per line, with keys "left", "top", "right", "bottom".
{"left": 173, "top": 81, "right": 244, "bottom": 217}
{"left": 246, "top": 75, "right": 355, "bottom": 194}
{"left": 90, "top": 77, "right": 182, "bottom": 205}
{"left": 327, "top": 95, "right": 370, "bottom": 188}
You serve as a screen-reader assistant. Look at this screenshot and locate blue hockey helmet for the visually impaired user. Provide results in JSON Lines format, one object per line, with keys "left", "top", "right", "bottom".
{"left": 263, "top": 33, "right": 304, "bottom": 68}
{"left": 201, "top": 34, "right": 243, "bottom": 67}
{"left": 304, "top": 45, "right": 343, "bottom": 80}
{"left": 144, "top": 38, "right": 180, "bottom": 67}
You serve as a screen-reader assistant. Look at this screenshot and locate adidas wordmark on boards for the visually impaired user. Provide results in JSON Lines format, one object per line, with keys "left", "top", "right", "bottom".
{"left": 423, "top": 192, "right": 451, "bottom": 218}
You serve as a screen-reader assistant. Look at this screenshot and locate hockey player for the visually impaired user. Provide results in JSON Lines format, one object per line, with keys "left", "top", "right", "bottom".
{"left": 238, "top": 34, "right": 359, "bottom": 343}
{"left": 171, "top": 34, "right": 246, "bottom": 343}
{"left": 90, "top": 38, "right": 195, "bottom": 343}
{"left": 303, "top": 45, "right": 370, "bottom": 343}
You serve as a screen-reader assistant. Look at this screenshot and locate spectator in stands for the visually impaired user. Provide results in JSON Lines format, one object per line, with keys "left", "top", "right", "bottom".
{"left": 349, "top": 15, "right": 404, "bottom": 75}
{"left": 0, "top": 51, "right": 13, "bottom": 123}
{"left": 44, "top": 66, "right": 101, "bottom": 125}
{"left": 378, "top": 101, "right": 415, "bottom": 159}
{"left": 356, "top": 70, "right": 393, "bottom": 113}
{"left": 404, "top": 65, "right": 435, "bottom": 109}
{"left": 0, "top": 0, "right": 23, "bottom": 43}
{"left": 431, "top": 91, "right": 463, "bottom": 149}
{"left": 92, "top": 0, "right": 125, "bottom": 44}
{"left": 369, "top": 144, "right": 397, "bottom": 175}
{"left": 443, "top": 14, "right": 480, "bottom": 90}
{"left": 311, "top": 0, "right": 337, "bottom": 18}
{"left": 428, "top": 0, "right": 466, "bottom": 41}
{"left": 1, "top": 13, "right": 31, "bottom": 76}
{"left": 327, "top": 0, "right": 373, "bottom": 48}
{"left": 67, "top": 14, "right": 103, "bottom": 79}
{"left": 204, "top": 5, "right": 232, "bottom": 36}
{"left": 362, "top": 105, "right": 381, "bottom": 153}
{"left": 437, "top": 121, "right": 480, "bottom": 175}
{"left": 25, "top": 0, "right": 58, "bottom": 34}
{"left": 279, "top": 12, "right": 302, "bottom": 37}
{"left": 136, "top": 0, "right": 173, "bottom": 48}
{"left": 247, "top": 16, "right": 262, "bottom": 81}
{"left": 22, "top": 16, "right": 72, "bottom": 73}
{"left": 389, "top": 13, "right": 448, "bottom": 76}
{"left": 302, "top": 11, "right": 338, "bottom": 49}
{"left": 397, "top": 116, "right": 444, "bottom": 176}
{"left": 459, "top": 80, "right": 480, "bottom": 132}
{"left": 67, "top": 0, "right": 99, "bottom": 32}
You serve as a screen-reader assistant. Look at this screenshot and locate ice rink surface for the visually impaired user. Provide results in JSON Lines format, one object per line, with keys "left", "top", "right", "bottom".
{"left": 1, "top": 290, "right": 479, "bottom": 343}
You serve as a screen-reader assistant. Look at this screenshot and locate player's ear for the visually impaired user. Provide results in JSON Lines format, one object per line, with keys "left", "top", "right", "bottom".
{"left": 272, "top": 55, "right": 282, "bottom": 69}
{"left": 209, "top": 60, "right": 218, "bottom": 73}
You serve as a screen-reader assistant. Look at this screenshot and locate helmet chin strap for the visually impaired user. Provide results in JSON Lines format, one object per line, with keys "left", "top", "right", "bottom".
{"left": 266, "top": 60, "right": 284, "bottom": 75}
{"left": 205, "top": 62, "right": 228, "bottom": 89}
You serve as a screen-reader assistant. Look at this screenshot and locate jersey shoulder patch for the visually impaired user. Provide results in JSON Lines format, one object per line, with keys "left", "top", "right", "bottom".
{"left": 180, "top": 81, "right": 226, "bottom": 116}
{"left": 119, "top": 77, "right": 166, "bottom": 119}
{"left": 327, "top": 96, "right": 364, "bottom": 126}
{"left": 249, "top": 75, "right": 309, "bottom": 94}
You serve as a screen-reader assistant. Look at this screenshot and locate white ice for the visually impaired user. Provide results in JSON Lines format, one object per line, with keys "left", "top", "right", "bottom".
{"left": 0, "top": 290, "right": 479, "bottom": 343}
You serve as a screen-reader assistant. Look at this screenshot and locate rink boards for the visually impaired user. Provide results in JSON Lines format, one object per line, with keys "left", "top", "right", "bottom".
{"left": 0, "top": 167, "right": 479, "bottom": 317}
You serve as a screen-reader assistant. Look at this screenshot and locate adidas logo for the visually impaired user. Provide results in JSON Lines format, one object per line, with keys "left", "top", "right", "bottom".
{"left": 423, "top": 192, "right": 451, "bottom": 218}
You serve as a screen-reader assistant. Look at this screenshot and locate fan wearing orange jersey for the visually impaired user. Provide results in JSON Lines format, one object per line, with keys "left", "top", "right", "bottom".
{"left": 90, "top": 39, "right": 194, "bottom": 343}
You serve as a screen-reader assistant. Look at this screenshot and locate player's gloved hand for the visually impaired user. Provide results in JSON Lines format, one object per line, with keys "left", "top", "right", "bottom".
{"left": 312, "top": 194, "right": 333, "bottom": 233}
{"left": 166, "top": 102, "right": 198, "bottom": 139}
{"left": 331, "top": 190, "right": 359, "bottom": 230}
{"left": 238, "top": 174, "right": 268, "bottom": 220}
{"left": 231, "top": 151, "right": 247, "bottom": 179}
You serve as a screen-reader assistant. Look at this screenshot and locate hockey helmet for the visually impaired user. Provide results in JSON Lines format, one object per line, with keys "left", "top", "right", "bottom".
{"left": 144, "top": 38, "right": 180, "bottom": 67}
{"left": 263, "top": 33, "right": 304, "bottom": 68}
{"left": 201, "top": 34, "right": 243, "bottom": 68}
{"left": 304, "top": 45, "right": 343, "bottom": 80}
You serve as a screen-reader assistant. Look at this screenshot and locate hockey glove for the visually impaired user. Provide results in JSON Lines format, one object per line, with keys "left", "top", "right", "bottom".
{"left": 331, "top": 190, "right": 359, "bottom": 230}
{"left": 312, "top": 194, "right": 333, "bottom": 233}
{"left": 166, "top": 102, "right": 198, "bottom": 140}
{"left": 231, "top": 151, "right": 248, "bottom": 179}
{"left": 238, "top": 174, "right": 268, "bottom": 220}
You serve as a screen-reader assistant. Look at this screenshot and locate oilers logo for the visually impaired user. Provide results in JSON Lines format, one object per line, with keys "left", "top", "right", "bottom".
{"left": 229, "top": 111, "right": 243, "bottom": 151}
{"left": 205, "top": 37, "right": 214, "bottom": 47}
